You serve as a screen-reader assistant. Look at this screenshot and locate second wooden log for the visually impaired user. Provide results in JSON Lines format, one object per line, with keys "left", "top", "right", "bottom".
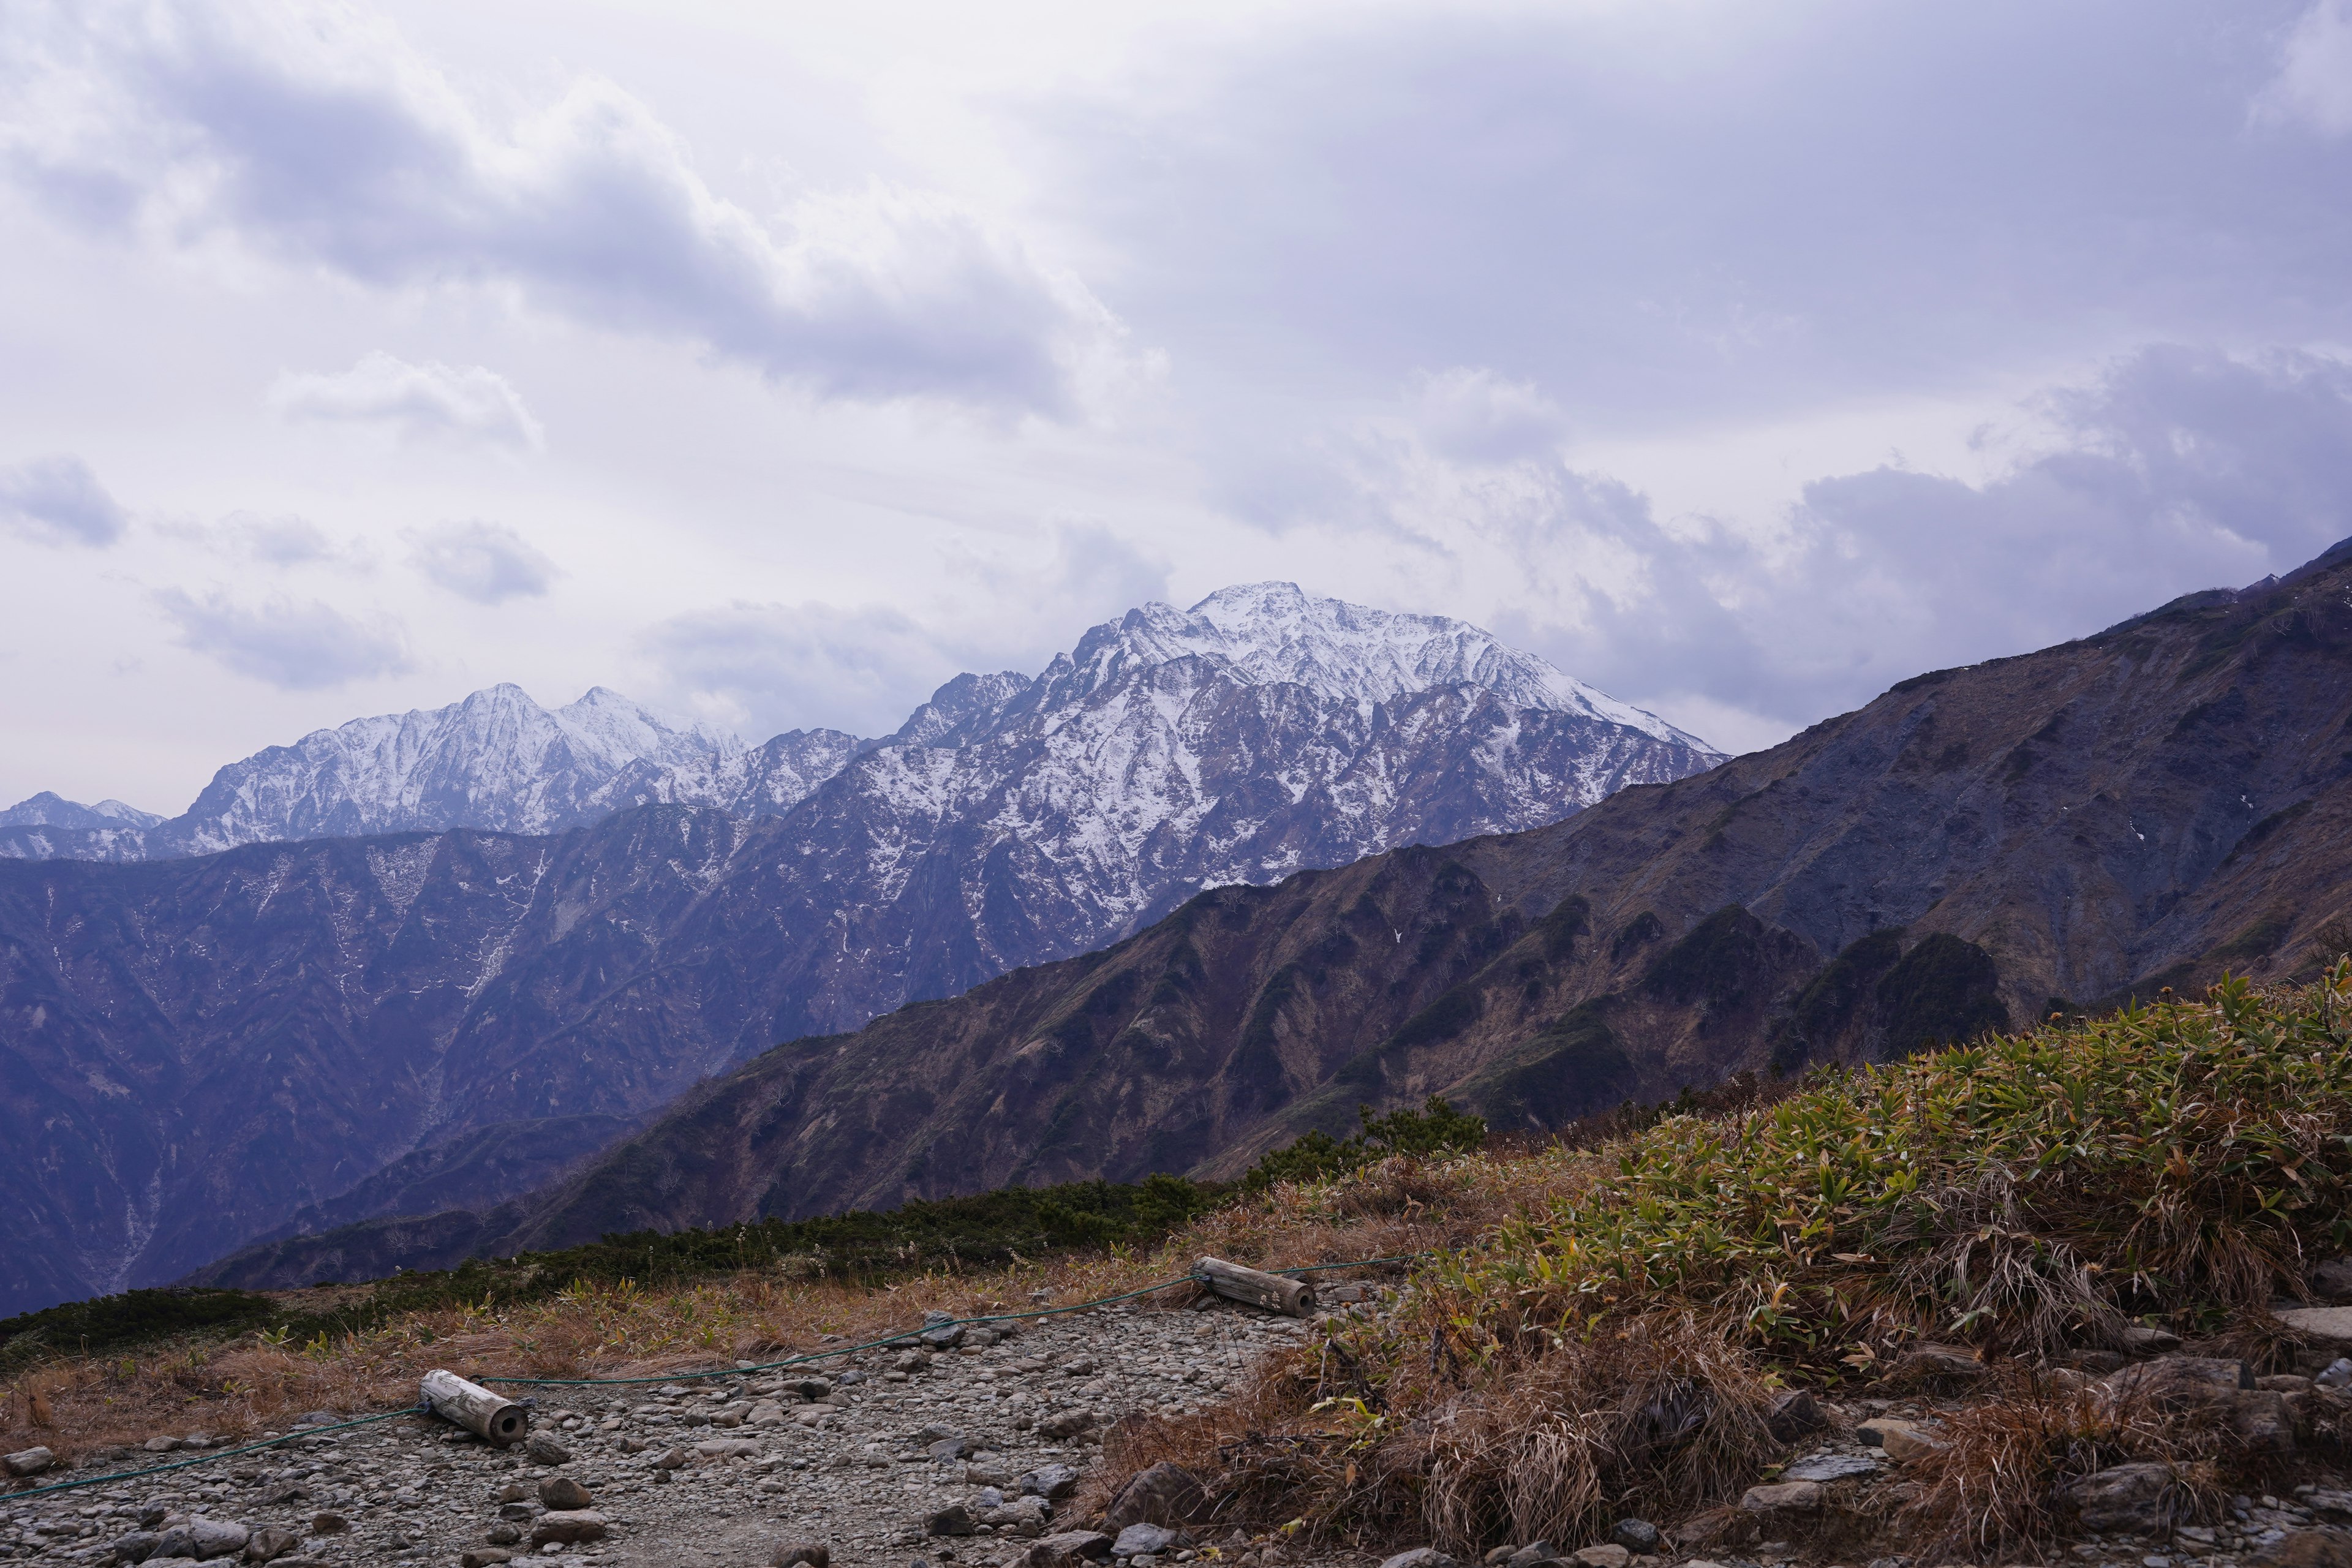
{"left": 1195, "top": 1256, "right": 1317, "bottom": 1317}
{"left": 421, "top": 1369, "right": 528, "bottom": 1445}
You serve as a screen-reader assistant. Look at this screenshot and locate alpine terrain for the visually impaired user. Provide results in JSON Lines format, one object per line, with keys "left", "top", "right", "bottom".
{"left": 0, "top": 586, "right": 1719, "bottom": 1314}
{"left": 0, "top": 685, "right": 858, "bottom": 864}
{"left": 189, "top": 538, "right": 2352, "bottom": 1289}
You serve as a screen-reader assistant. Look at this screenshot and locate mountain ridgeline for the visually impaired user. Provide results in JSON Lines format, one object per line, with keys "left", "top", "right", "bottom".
{"left": 0, "top": 586, "right": 1718, "bottom": 1316}
{"left": 192, "top": 541, "right": 2352, "bottom": 1290}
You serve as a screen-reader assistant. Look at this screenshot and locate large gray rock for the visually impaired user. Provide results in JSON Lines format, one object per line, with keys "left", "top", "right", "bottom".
{"left": 1101, "top": 1462, "right": 1208, "bottom": 1530}
{"left": 1020, "top": 1463, "right": 1082, "bottom": 1500}
{"left": 2104, "top": 1355, "right": 2255, "bottom": 1411}
{"left": 243, "top": 1525, "right": 301, "bottom": 1563}
{"left": 1112, "top": 1524, "right": 1188, "bottom": 1558}
{"left": 2064, "top": 1462, "right": 2184, "bottom": 1534}
{"left": 772, "top": 1542, "right": 830, "bottom": 1568}
{"left": 2279, "top": 1308, "right": 2352, "bottom": 1345}
{"left": 1020, "top": 1531, "right": 1115, "bottom": 1568}
{"left": 1609, "top": 1521, "right": 1660, "bottom": 1553}
{"left": 2234, "top": 1388, "right": 2297, "bottom": 1452}
{"left": 153, "top": 1518, "right": 247, "bottom": 1561}
{"left": 1782, "top": 1452, "right": 1879, "bottom": 1482}
{"left": 529, "top": 1510, "right": 608, "bottom": 1546}
{"left": 111, "top": 1532, "right": 162, "bottom": 1563}
{"left": 924, "top": 1505, "right": 977, "bottom": 1537}
{"left": 539, "top": 1476, "right": 594, "bottom": 1510}
{"left": 1763, "top": 1390, "right": 1821, "bottom": 1441}
{"left": 1739, "top": 1481, "right": 1822, "bottom": 1513}
{"left": 1378, "top": 1551, "right": 1458, "bottom": 1568}
{"left": 1, "top": 1445, "right": 53, "bottom": 1476}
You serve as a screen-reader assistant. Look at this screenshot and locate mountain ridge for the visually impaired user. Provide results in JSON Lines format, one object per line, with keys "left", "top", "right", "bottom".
{"left": 0, "top": 586, "right": 1717, "bottom": 1315}
{"left": 2, "top": 582, "right": 1703, "bottom": 866}
{"left": 183, "top": 540, "right": 2352, "bottom": 1287}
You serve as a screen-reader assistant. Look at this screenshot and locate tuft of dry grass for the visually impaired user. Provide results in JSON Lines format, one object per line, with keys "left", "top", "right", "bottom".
{"left": 1085, "top": 1308, "right": 1778, "bottom": 1555}
{"left": 1895, "top": 1374, "right": 2227, "bottom": 1556}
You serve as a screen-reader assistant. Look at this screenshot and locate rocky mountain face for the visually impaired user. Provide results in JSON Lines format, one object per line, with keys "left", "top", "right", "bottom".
{"left": 185, "top": 541, "right": 2352, "bottom": 1287}
{"left": 0, "top": 587, "right": 1714, "bottom": 1314}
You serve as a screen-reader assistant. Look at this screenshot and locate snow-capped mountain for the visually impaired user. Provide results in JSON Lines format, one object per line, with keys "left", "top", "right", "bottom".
{"left": 1063, "top": 582, "right": 1704, "bottom": 741}
{"left": 0, "top": 792, "right": 164, "bottom": 830}
{"left": 0, "top": 583, "right": 1723, "bottom": 1312}
{"left": 2, "top": 584, "right": 1710, "bottom": 870}
{"left": 1, "top": 686, "right": 861, "bottom": 862}
{"left": 748, "top": 586, "right": 1725, "bottom": 1023}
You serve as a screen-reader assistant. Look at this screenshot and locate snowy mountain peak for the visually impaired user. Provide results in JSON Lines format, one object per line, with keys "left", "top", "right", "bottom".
{"left": 1050, "top": 582, "right": 1706, "bottom": 748}
{"left": 0, "top": 791, "right": 164, "bottom": 831}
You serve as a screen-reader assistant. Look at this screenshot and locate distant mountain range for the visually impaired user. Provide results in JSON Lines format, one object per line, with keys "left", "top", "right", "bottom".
{"left": 187, "top": 540, "right": 2352, "bottom": 1293}
{"left": 0, "top": 685, "right": 858, "bottom": 864}
{"left": 0, "top": 585, "right": 1721, "bottom": 1315}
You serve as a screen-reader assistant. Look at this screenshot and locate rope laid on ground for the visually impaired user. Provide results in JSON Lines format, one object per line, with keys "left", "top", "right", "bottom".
{"left": 9, "top": 1252, "right": 1420, "bottom": 1500}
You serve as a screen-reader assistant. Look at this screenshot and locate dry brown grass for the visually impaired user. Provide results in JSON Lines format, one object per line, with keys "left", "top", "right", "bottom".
{"left": 1894, "top": 1374, "right": 2229, "bottom": 1557}
{"left": 2, "top": 1149, "right": 1554, "bottom": 1474}
{"left": 1084, "top": 1306, "right": 1778, "bottom": 1555}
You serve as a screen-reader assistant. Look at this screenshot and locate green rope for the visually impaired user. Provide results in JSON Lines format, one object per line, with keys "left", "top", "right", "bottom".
{"left": 12, "top": 1408, "right": 417, "bottom": 1501}
{"left": 6, "top": 1252, "right": 1422, "bottom": 1499}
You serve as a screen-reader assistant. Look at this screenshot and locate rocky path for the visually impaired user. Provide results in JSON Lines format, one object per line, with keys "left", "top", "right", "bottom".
{"left": 18, "top": 1306, "right": 2352, "bottom": 1568}
{"left": 2, "top": 1302, "right": 1351, "bottom": 1568}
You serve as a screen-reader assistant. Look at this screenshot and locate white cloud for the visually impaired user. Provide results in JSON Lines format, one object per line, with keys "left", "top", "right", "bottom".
{"left": 2256, "top": 0, "right": 2352, "bottom": 137}
{"left": 0, "top": 454, "right": 128, "bottom": 547}
{"left": 3, "top": 0, "right": 1134, "bottom": 418}
{"left": 1312, "top": 344, "right": 2352, "bottom": 752}
{"left": 640, "top": 600, "right": 952, "bottom": 741}
{"left": 1403, "top": 368, "right": 1570, "bottom": 465}
{"left": 405, "top": 521, "right": 557, "bottom": 604}
{"left": 219, "top": 512, "right": 347, "bottom": 567}
{"left": 153, "top": 589, "right": 410, "bottom": 689}
{"left": 270, "top": 353, "right": 543, "bottom": 450}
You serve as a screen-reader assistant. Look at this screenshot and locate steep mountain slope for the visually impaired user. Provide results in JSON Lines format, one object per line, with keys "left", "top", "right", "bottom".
{"left": 0, "top": 587, "right": 1711, "bottom": 1314}
{"left": 200, "top": 540, "right": 2352, "bottom": 1279}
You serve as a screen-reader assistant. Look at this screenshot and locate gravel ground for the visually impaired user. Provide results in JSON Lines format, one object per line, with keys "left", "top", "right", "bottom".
{"left": 2, "top": 1301, "right": 1356, "bottom": 1568}
{"left": 16, "top": 1304, "right": 2348, "bottom": 1568}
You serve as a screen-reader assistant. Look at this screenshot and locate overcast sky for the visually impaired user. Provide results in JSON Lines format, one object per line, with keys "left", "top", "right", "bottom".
{"left": 4, "top": 0, "right": 2351, "bottom": 811}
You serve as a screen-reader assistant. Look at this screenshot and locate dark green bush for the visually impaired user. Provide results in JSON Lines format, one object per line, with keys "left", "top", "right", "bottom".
{"left": 1240, "top": 1097, "right": 1487, "bottom": 1193}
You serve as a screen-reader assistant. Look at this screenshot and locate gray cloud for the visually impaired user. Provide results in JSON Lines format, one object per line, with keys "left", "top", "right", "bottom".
{"left": 0, "top": 454, "right": 129, "bottom": 546}
{"left": 405, "top": 521, "right": 558, "bottom": 604}
{"left": 1040, "top": 1, "right": 2351, "bottom": 432}
{"left": 153, "top": 589, "right": 411, "bottom": 688}
{"left": 270, "top": 353, "right": 543, "bottom": 450}
{"left": 7, "top": 2, "right": 1130, "bottom": 417}
{"left": 1346, "top": 344, "right": 2352, "bottom": 752}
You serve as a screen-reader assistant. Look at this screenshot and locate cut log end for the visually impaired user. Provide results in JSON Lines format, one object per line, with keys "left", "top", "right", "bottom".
{"left": 1195, "top": 1257, "right": 1317, "bottom": 1318}
{"left": 421, "top": 1370, "right": 529, "bottom": 1446}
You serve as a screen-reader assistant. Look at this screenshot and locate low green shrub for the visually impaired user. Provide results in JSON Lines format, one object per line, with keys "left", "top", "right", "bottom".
{"left": 1240, "top": 1096, "right": 1487, "bottom": 1193}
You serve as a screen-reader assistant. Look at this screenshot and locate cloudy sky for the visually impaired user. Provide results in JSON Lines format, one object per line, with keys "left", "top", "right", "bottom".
{"left": 4, "top": 0, "right": 2351, "bottom": 811}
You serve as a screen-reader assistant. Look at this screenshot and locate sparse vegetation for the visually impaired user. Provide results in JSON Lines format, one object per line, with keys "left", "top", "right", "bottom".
{"left": 1239, "top": 1097, "right": 1489, "bottom": 1194}
{"left": 15, "top": 968, "right": 2352, "bottom": 1567}
{"left": 1112, "top": 963, "right": 2352, "bottom": 1554}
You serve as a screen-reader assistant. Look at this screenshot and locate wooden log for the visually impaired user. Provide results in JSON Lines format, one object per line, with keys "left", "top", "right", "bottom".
{"left": 1194, "top": 1257, "right": 1316, "bottom": 1317}
{"left": 421, "top": 1369, "right": 528, "bottom": 1446}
